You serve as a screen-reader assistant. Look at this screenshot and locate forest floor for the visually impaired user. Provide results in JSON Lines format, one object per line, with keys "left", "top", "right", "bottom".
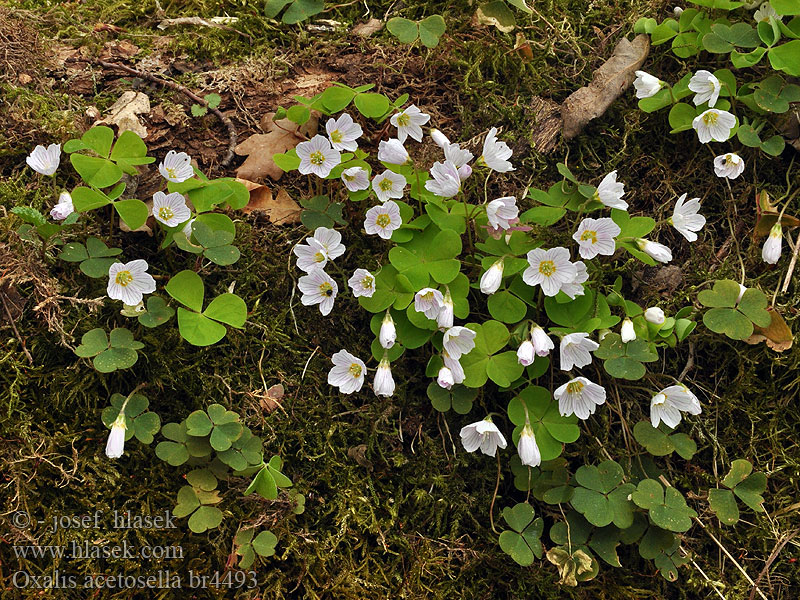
{"left": 1, "top": 0, "right": 799, "bottom": 598}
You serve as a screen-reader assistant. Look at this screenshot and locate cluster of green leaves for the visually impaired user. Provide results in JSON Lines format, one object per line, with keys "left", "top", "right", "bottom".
{"left": 234, "top": 528, "right": 278, "bottom": 569}
{"left": 708, "top": 459, "right": 767, "bottom": 524}
{"left": 636, "top": 2, "right": 800, "bottom": 157}
{"left": 191, "top": 93, "right": 221, "bottom": 118}
{"left": 635, "top": 2, "right": 800, "bottom": 75}
{"left": 698, "top": 279, "right": 771, "bottom": 340}
{"left": 387, "top": 15, "right": 446, "bottom": 48}
{"left": 74, "top": 327, "right": 144, "bottom": 373}
{"left": 264, "top": 0, "right": 322, "bottom": 25}
{"left": 58, "top": 236, "right": 122, "bottom": 277}
{"left": 154, "top": 404, "right": 297, "bottom": 533}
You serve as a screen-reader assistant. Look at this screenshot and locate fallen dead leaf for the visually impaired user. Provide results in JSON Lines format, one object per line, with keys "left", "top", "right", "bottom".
{"left": 234, "top": 112, "right": 318, "bottom": 181}
{"left": 237, "top": 178, "right": 301, "bottom": 224}
{"left": 352, "top": 18, "right": 383, "bottom": 37}
{"left": 755, "top": 189, "right": 800, "bottom": 238}
{"left": 17, "top": 73, "right": 32, "bottom": 85}
{"left": 562, "top": 35, "right": 650, "bottom": 139}
{"left": 259, "top": 384, "right": 285, "bottom": 413}
{"left": 745, "top": 307, "right": 793, "bottom": 352}
{"left": 97, "top": 91, "right": 151, "bottom": 139}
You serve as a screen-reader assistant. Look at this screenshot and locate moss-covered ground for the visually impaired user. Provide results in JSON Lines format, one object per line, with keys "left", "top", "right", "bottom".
{"left": 1, "top": 0, "right": 799, "bottom": 598}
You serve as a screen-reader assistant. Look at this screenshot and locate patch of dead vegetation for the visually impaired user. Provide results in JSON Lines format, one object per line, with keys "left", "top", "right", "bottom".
{"left": 0, "top": 8, "right": 44, "bottom": 85}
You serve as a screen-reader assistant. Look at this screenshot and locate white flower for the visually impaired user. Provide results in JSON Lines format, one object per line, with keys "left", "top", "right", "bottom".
{"left": 297, "top": 135, "right": 342, "bottom": 178}
{"left": 158, "top": 150, "right": 194, "bottom": 183}
{"left": 560, "top": 332, "right": 599, "bottom": 371}
{"left": 561, "top": 260, "right": 588, "bottom": 300}
{"left": 425, "top": 160, "right": 462, "bottom": 198}
{"left": 437, "top": 366, "right": 454, "bottom": 389}
{"left": 107, "top": 260, "right": 157, "bottom": 306}
{"left": 479, "top": 127, "right": 514, "bottom": 172}
{"left": 182, "top": 218, "right": 195, "bottom": 238}
{"left": 713, "top": 153, "right": 745, "bottom": 180}
{"left": 341, "top": 166, "right": 370, "bottom": 192}
{"left": 443, "top": 142, "right": 474, "bottom": 169}
{"left": 293, "top": 239, "right": 329, "bottom": 273}
{"left": 390, "top": 104, "right": 430, "bottom": 143}
{"left": 688, "top": 70, "right": 722, "bottom": 108}
{"left": 415, "top": 288, "right": 444, "bottom": 320}
{"left": 379, "top": 312, "right": 396, "bottom": 349}
{"left": 152, "top": 191, "right": 191, "bottom": 228}
{"left": 486, "top": 196, "right": 519, "bottom": 230}
{"left": 522, "top": 247, "right": 578, "bottom": 297}
{"left": 573, "top": 217, "right": 621, "bottom": 259}
{"left": 457, "top": 164, "right": 472, "bottom": 181}
{"left": 436, "top": 289, "right": 455, "bottom": 329}
{"left": 349, "top": 268, "right": 375, "bottom": 298}
{"left": 377, "top": 138, "right": 410, "bottom": 165}
{"left": 637, "top": 239, "right": 673, "bottom": 263}
{"left": 555, "top": 377, "right": 607, "bottom": 420}
{"left": 443, "top": 352, "right": 465, "bottom": 384}
{"left": 644, "top": 307, "right": 666, "bottom": 325}
{"left": 443, "top": 326, "right": 477, "bottom": 360}
{"left": 633, "top": 70, "right": 662, "bottom": 99}
{"left": 594, "top": 171, "right": 628, "bottom": 210}
{"left": 373, "top": 358, "right": 395, "bottom": 397}
{"left": 313, "top": 227, "right": 346, "bottom": 260}
{"left": 50, "top": 191, "right": 74, "bottom": 220}
{"left": 517, "top": 424, "right": 541, "bottom": 467}
{"left": 480, "top": 260, "right": 504, "bottom": 295}
{"left": 762, "top": 222, "right": 782, "bottom": 264}
{"left": 531, "top": 326, "right": 554, "bottom": 357}
{"left": 26, "top": 143, "right": 61, "bottom": 176}
{"left": 670, "top": 193, "right": 706, "bottom": 242}
{"left": 621, "top": 318, "right": 636, "bottom": 343}
{"left": 325, "top": 113, "right": 362, "bottom": 151}
{"left": 517, "top": 340, "right": 534, "bottom": 366}
{"left": 328, "top": 349, "right": 366, "bottom": 394}
{"left": 105, "top": 413, "right": 127, "bottom": 459}
{"left": 692, "top": 109, "right": 736, "bottom": 144}
{"left": 364, "top": 200, "right": 402, "bottom": 240}
{"left": 460, "top": 418, "right": 507, "bottom": 457}
{"left": 754, "top": 2, "right": 779, "bottom": 22}
{"left": 673, "top": 6, "right": 684, "bottom": 16}
{"left": 431, "top": 129, "right": 450, "bottom": 148}
{"left": 298, "top": 269, "right": 338, "bottom": 316}
{"left": 371, "top": 170, "right": 407, "bottom": 202}
{"left": 650, "top": 384, "right": 701, "bottom": 428}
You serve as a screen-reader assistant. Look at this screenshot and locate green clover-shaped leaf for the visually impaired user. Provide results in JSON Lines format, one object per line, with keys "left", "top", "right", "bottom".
{"left": 498, "top": 502, "right": 544, "bottom": 566}
{"left": 631, "top": 479, "right": 697, "bottom": 532}
{"left": 74, "top": 327, "right": 143, "bottom": 373}
{"left": 138, "top": 296, "right": 175, "bottom": 328}
{"left": 101, "top": 392, "right": 161, "bottom": 445}
{"left": 632, "top": 421, "right": 697, "bottom": 459}
{"left": 570, "top": 461, "right": 636, "bottom": 528}
{"left": 508, "top": 386, "right": 580, "bottom": 461}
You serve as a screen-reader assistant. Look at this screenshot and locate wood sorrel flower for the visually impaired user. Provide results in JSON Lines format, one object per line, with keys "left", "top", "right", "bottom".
{"left": 107, "top": 260, "right": 156, "bottom": 306}
{"left": 158, "top": 150, "right": 194, "bottom": 183}
{"left": 328, "top": 350, "right": 366, "bottom": 394}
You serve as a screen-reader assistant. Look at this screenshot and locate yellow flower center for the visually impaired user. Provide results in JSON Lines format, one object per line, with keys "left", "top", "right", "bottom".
{"left": 580, "top": 230, "right": 597, "bottom": 243}
{"left": 165, "top": 166, "right": 176, "bottom": 179}
{"left": 397, "top": 113, "right": 410, "bottom": 127}
{"left": 376, "top": 213, "right": 391, "bottom": 228}
{"left": 343, "top": 172, "right": 354, "bottom": 181}
{"left": 158, "top": 206, "right": 174, "bottom": 221}
{"left": 379, "top": 178, "right": 393, "bottom": 192}
{"left": 566, "top": 380, "right": 585, "bottom": 395}
{"left": 115, "top": 270, "right": 133, "bottom": 287}
{"left": 362, "top": 276, "right": 374, "bottom": 289}
{"left": 330, "top": 130, "right": 343, "bottom": 144}
{"left": 702, "top": 112, "right": 718, "bottom": 126}
{"left": 319, "top": 282, "right": 333, "bottom": 297}
{"left": 538, "top": 260, "right": 556, "bottom": 277}
{"left": 725, "top": 154, "right": 737, "bottom": 166}
{"left": 310, "top": 151, "right": 326, "bottom": 166}
{"left": 314, "top": 252, "right": 325, "bottom": 263}
{"left": 348, "top": 363, "right": 362, "bottom": 377}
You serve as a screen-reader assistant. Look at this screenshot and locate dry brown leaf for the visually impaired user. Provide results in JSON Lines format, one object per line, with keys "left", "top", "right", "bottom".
{"left": 259, "top": 384, "right": 285, "bottom": 413}
{"left": 562, "top": 35, "right": 650, "bottom": 139}
{"left": 352, "top": 18, "right": 383, "bottom": 37}
{"left": 745, "top": 307, "right": 793, "bottom": 352}
{"left": 234, "top": 112, "right": 318, "bottom": 182}
{"left": 236, "top": 179, "right": 301, "bottom": 224}
{"left": 754, "top": 189, "right": 800, "bottom": 238}
{"left": 97, "top": 91, "right": 151, "bottom": 139}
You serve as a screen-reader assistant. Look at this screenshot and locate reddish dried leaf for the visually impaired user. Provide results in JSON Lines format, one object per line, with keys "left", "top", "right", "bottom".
{"left": 745, "top": 307, "right": 793, "bottom": 352}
